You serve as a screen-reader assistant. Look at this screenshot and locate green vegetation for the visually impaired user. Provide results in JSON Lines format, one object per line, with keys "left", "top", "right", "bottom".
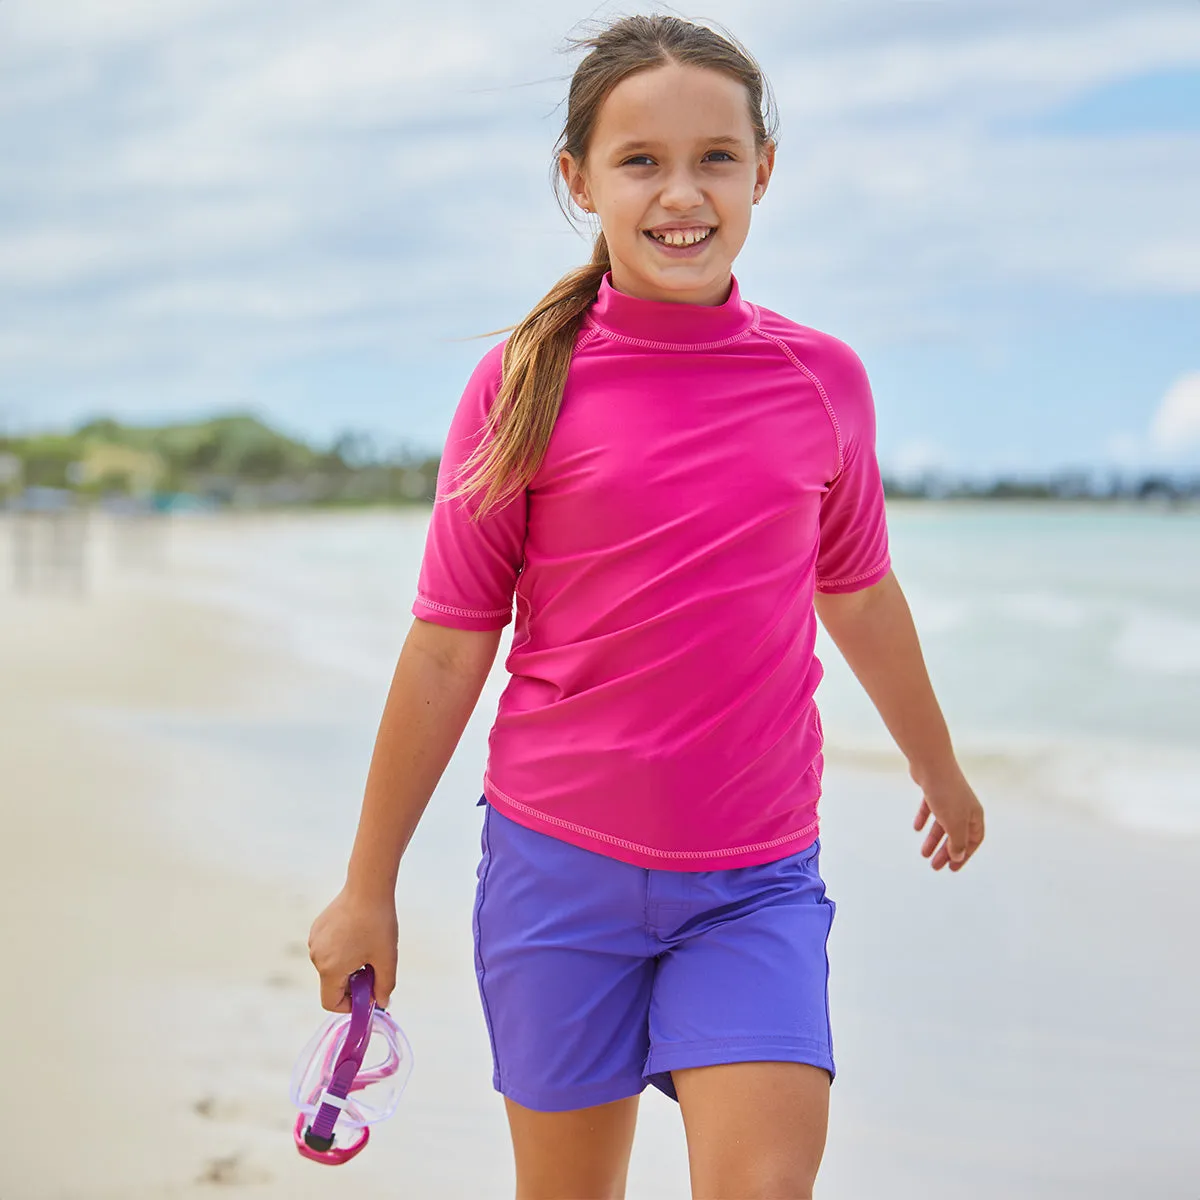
{"left": 0, "top": 413, "right": 439, "bottom": 507}
{"left": 0, "top": 412, "right": 1195, "bottom": 509}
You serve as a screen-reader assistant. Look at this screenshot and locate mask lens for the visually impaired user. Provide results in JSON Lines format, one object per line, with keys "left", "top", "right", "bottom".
{"left": 289, "top": 1009, "right": 413, "bottom": 1129}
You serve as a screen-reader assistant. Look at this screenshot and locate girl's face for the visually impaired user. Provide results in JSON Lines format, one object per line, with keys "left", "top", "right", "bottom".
{"left": 560, "top": 61, "right": 774, "bottom": 307}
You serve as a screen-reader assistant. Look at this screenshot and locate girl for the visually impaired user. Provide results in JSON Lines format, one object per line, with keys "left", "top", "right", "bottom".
{"left": 308, "top": 14, "right": 986, "bottom": 1199}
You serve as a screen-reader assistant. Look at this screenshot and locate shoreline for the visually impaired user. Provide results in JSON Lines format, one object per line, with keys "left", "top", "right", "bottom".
{"left": 1, "top": 511, "right": 1197, "bottom": 1197}
{"left": 0, "top": 560, "right": 323, "bottom": 1194}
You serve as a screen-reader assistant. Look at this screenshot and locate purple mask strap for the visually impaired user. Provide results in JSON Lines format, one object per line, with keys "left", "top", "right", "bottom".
{"left": 305, "top": 966, "right": 375, "bottom": 1148}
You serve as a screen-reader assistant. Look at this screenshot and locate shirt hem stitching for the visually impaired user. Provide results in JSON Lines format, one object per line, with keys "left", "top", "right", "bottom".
{"left": 484, "top": 775, "right": 820, "bottom": 860}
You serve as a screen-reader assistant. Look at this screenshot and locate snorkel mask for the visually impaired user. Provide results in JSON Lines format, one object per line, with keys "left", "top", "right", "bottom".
{"left": 289, "top": 964, "right": 413, "bottom": 1165}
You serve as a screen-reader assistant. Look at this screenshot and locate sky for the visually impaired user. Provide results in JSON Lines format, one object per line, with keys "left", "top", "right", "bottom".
{"left": 2, "top": 0, "right": 1198, "bottom": 478}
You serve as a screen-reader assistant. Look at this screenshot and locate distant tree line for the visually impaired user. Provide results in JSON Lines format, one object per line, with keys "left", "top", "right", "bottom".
{"left": 0, "top": 414, "right": 439, "bottom": 509}
{"left": 880, "top": 469, "right": 1200, "bottom": 504}
{"left": 0, "top": 414, "right": 1196, "bottom": 510}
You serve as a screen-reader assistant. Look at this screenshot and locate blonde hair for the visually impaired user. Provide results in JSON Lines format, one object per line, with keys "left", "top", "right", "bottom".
{"left": 444, "top": 13, "right": 778, "bottom": 522}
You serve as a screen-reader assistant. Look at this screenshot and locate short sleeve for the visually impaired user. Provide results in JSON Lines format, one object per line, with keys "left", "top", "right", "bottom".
{"left": 814, "top": 342, "right": 891, "bottom": 594}
{"left": 411, "top": 340, "right": 526, "bottom": 630}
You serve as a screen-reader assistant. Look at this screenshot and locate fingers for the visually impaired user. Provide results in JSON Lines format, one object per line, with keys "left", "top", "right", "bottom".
{"left": 925, "top": 816, "right": 985, "bottom": 872}
{"left": 930, "top": 839, "right": 962, "bottom": 870}
{"left": 926, "top": 837, "right": 954, "bottom": 870}
{"left": 319, "top": 970, "right": 352, "bottom": 1013}
{"left": 308, "top": 929, "right": 354, "bottom": 1013}
{"left": 934, "top": 841, "right": 976, "bottom": 870}
{"left": 913, "top": 798, "right": 930, "bottom": 831}
{"left": 375, "top": 959, "right": 397, "bottom": 1011}
{"left": 307, "top": 891, "right": 400, "bottom": 1014}
{"left": 920, "top": 820, "right": 944, "bottom": 858}
{"left": 950, "top": 810, "right": 986, "bottom": 871}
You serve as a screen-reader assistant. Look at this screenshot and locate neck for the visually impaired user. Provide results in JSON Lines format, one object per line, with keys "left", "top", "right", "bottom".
{"left": 584, "top": 269, "right": 755, "bottom": 346}
{"left": 607, "top": 264, "right": 734, "bottom": 308}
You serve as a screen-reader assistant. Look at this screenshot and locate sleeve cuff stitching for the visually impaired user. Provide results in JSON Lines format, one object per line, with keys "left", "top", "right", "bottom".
{"left": 415, "top": 594, "right": 510, "bottom": 619}
{"left": 815, "top": 558, "right": 890, "bottom": 590}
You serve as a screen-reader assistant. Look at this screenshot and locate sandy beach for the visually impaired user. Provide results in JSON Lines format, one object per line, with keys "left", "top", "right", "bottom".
{"left": 1, "top": 508, "right": 1197, "bottom": 1198}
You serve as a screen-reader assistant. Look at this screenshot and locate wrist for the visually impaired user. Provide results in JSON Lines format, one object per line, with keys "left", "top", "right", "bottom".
{"left": 908, "top": 750, "right": 962, "bottom": 792}
{"left": 343, "top": 864, "right": 398, "bottom": 906}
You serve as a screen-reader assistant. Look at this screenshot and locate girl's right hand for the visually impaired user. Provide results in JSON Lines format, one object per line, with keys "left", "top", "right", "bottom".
{"left": 307, "top": 887, "right": 399, "bottom": 1013}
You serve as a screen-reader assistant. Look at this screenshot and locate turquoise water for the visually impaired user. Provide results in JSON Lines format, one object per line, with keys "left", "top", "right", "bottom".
{"left": 124, "top": 503, "right": 1200, "bottom": 865}
{"left": 815, "top": 502, "right": 1200, "bottom": 834}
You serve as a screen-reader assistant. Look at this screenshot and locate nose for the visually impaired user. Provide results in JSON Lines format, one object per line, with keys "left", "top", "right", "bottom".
{"left": 658, "top": 164, "right": 706, "bottom": 211}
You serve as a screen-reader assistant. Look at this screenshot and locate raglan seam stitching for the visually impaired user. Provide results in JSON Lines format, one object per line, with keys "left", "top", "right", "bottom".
{"left": 752, "top": 321, "right": 845, "bottom": 481}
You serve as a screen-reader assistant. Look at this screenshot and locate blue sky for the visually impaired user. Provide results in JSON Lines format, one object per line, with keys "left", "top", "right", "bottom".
{"left": 1, "top": 0, "right": 1198, "bottom": 477}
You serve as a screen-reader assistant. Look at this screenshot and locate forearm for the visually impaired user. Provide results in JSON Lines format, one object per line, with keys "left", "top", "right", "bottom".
{"left": 813, "top": 570, "right": 958, "bottom": 789}
{"left": 344, "top": 624, "right": 493, "bottom": 901}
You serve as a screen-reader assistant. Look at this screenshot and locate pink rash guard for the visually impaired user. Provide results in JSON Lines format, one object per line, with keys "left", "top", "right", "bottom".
{"left": 412, "top": 270, "right": 891, "bottom": 870}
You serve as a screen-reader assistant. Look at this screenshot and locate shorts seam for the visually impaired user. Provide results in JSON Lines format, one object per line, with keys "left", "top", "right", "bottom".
{"left": 650, "top": 1034, "right": 833, "bottom": 1054}
{"left": 474, "top": 804, "right": 502, "bottom": 1092}
{"left": 496, "top": 1074, "right": 649, "bottom": 1113}
{"left": 821, "top": 885, "right": 836, "bottom": 1071}
{"left": 645, "top": 1039, "right": 836, "bottom": 1082}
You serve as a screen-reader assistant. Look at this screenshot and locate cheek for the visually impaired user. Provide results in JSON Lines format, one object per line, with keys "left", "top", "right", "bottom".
{"left": 718, "top": 208, "right": 752, "bottom": 236}
{"left": 715, "top": 188, "right": 753, "bottom": 224}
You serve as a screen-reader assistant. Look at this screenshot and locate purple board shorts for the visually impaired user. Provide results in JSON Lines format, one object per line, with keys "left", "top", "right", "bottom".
{"left": 471, "top": 796, "right": 837, "bottom": 1113}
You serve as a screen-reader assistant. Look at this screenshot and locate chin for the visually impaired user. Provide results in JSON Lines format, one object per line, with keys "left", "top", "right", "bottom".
{"left": 646, "top": 260, "right": 732, "bottom": 283}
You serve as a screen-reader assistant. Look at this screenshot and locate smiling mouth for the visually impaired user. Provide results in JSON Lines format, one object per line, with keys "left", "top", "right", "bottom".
{"left": 644, "top": 227, "right": 716, "bottom": 247}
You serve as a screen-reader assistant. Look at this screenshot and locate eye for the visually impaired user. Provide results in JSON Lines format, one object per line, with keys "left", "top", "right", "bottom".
{"left": 622, "top": 151, "right": 736, "bottom": 167}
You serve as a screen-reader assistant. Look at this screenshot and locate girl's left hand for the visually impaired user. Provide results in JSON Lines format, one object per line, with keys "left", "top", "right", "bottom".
{"left": 912, "top": 765, "right": 985, "bottom": 871}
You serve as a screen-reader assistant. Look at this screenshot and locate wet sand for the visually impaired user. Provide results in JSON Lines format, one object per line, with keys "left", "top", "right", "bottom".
{"left": 0, "top": 511, "right": 1196, "bottom": 1198}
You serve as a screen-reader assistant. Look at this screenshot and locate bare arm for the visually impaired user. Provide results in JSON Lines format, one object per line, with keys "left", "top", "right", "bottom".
{"left": 344, "top": 616, "right": 502, "bottom": 899}
{"left": 309, "top": 616, "right": 503, "bottom": 1009}
{"left": 813, "top": 569, "right": 985, "bottom": 870}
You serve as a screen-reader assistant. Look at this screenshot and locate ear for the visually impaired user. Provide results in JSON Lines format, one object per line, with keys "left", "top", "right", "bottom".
{"left": 754, "top": 139, "right": 776, "bottom": 202}
{"left": 559, "top": 151, "right": 593, "bottom": 213}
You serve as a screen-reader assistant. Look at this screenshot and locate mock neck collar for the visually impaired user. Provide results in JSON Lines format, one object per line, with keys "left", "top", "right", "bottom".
{"left": 584, "top": 270, "right": 755, "bottom": 345}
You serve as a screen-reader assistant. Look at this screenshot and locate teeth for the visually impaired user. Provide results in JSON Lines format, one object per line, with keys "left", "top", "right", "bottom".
{"left": 651, "top": 227, "right": 712, "bottom": 246}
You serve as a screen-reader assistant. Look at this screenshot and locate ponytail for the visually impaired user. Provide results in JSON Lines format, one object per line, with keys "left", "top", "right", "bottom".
{"left": 443, "top": 13, "right": 775, "bottom": 524}
{"left": 442, "top": 232, "right": 611, "bottom": 523}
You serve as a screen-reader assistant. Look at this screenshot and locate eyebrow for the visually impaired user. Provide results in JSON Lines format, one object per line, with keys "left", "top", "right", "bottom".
{"left": 609, "top": 134, "right": 746, "bottom": 156}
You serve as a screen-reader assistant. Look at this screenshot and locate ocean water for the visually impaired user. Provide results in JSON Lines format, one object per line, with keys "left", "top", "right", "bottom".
{"left": 50, "top": 503, "right": 1199, "bottom": 1197}
{"left": 92, "top": 502, "right": 1200, "bottom": 887}
{"left": 812, "top": 502, "right": 1200, "bottom": 837}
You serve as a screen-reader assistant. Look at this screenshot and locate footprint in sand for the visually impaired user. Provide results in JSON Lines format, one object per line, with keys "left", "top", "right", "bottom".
{"left": 194, "top": 1094, "right": 294, "bottom": 1133}
{"left": 193, "top": 1094, "right": 240, "bottom": 1121}
{"left": 196, "top": 1152, "right": 272, "bottom": 1185}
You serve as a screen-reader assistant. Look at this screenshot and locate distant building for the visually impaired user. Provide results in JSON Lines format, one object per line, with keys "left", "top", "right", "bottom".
{"left": 75, "top": 443, "right": 166, "bottom": 495}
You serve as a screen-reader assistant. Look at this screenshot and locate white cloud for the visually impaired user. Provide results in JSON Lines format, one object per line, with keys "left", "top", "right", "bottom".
{"left": 1151, "top": 372, "right": 1200, "bottom": 453}
{"left": 1098, "top": 376, "right": 1200, "bottom": 469}
{"left": 1103, "top": 431, "right": 1151, "bottom": 469}
{"left": 0, "top": 0, "right": 1198, "bottom": 442}
{"left": 764, "top": 7, "right": 1200, "bottom": 122}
